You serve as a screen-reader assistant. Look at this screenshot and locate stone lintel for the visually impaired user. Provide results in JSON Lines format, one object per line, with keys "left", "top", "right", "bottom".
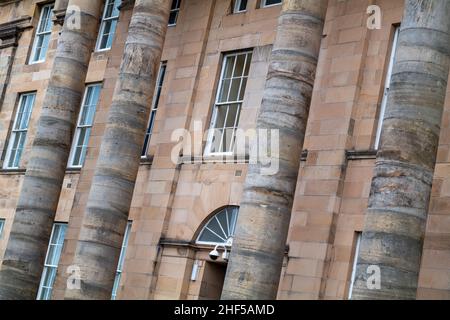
{"left": 0, "top": 15, "right": 32, "bottom": 49}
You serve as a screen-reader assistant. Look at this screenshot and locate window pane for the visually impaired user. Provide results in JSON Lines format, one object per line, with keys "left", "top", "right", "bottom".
{"left": 217, "top": 210, "right": 229, "bottom": 237}
{"left": 99, "top": 19, "right": 118, "bottom": 50}
{"left": 111, "top": 222, "right": 132, "bottom": 300}
{"left": 224, "top": 56, "right": 235, "bottom": 78}
{"left": 263, "top": 0, "right": 282, "bottom": 6}
{"left": 5, "top": 93, "right": 36, "bottom": 169}
{"left": 228, "top": 78, "right": 241, "bottom": 102}
{"left": 207, "top": 52, "right": 251, "bottom": 155}
{"left": 209, "top": 128, "right": 223, "bottom": 154}
{"left": 0, "top": 219, "right": 4, "bottom": 238}
{"left": 72, "top": 127, "right": 91, "bottom": 166}
{"left": 168, "top": 0, "right": 181, "bottom": 25}
{"left": 38, "top": 34, "right": 51, "bottom": 62}
{"left": 117, "top": 222, "right": 132, "bottom": 272}
{"left": 199, "top": 229, "right": 224, "bottom": 243}
{"left": 196, "top": 207, "right": 240, "bottom": 245}
{"left": 222, "top": 128, "right": 235, "bottom": 153}
{"left": 38, "top": 5, "right": 53, "bottom": 33}
{"left": 105, "top": 0, "right": 120, "bottom": 18}
{"left": 239, "top": 78, "right": 247, "bottom": 100}
{"left": 225, "top": 104, "right": 240, "bottom": 128}
{"left": 168, "top": 11, "right": 178, "bottom": 25}
{"left": 70, "top": 85, "right": 100, "bottom": 167}
{"left": 234, "top": 0, "right": 248, "bottom": 12}
{"left": 239, "top": 0, "right": 248, "bottom": 11}
{"left": 31, "top": 5, "right": 53, "bottom": 63}
{"left": 171, "top": 0, "right": 180, "bottom": 10}
{"left": 97, "top": 0, "right": 120, "bottom": 51}
{"left": 218, "top": 79, "right": 231, "bottom": 103}
{"left": 37, "top": 223, "right": 67, "bottom": 300}
{"left": 111, "top": 272, "right": 122, "bottom": 300}
{"left": 12, "top": 132, "right": 27, "bottom": 168}
{"left": 234, "top": 54, "right": 246, "bottom": 77}
{"left": 244, "top": 53, "right": 252, "bottom": 76}
{"left": 142, "top": 64, "right": 167, "bottom": 156}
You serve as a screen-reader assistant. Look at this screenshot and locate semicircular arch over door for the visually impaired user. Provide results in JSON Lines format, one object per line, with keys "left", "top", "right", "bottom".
{"left": 196, "top": 206, "right": 239, "bottom": 246}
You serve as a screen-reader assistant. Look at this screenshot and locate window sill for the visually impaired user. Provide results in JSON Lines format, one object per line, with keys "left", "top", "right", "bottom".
{"left": 260, "top": 3, "right": 282, "bottom": 9}
{"left": 0, "top": 168, "right": 26, "bottom": 175}
{"left": 346, "top": 149, "right": 377, "bottom": 160}
{"left": 180, "top": 154, "right": 250, "bottom": 165}
{"left": 0, "top": 167, "right": 83, "bottom": 175}
{"left": 28, "top": 59, "right": 46, "bottom": 65}
{"left": 140, "top": 155, "right": 154, "bottom": 166}
{"left": 66, "top": 167, "right": 82, "bottom": 174}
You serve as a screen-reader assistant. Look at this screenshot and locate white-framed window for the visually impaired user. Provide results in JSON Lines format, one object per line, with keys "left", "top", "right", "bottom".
{"left": 111, "top": 221, "right": 132, "bottom": 300}
{"left": 29, "top": 3, "right": 54, "bottom": 64}
{"left": 3, "top": 92, "right": 36, "bottom": 169}
{"left": 261, "top": 0, "right": 282, "bottom": 8}
{"left": 205, "top": 51, "right": 252, "bottom": 155}
{"left": 142, "top": 62, "right": 167, "bottom": 158}
{"left": 96, "top": 0, "right": 121, "bottom": 51}
{"left": 196, "top": 206, "right": 239, "bottom": 246}
{"left": 374, "top": 26, "right": 400, "bottom": 150}
{"left": 168, "top": 0, "right": 181, "bottom": 26}
{"left": 37, "top": 223, "right": 67, "bottom": 300}
{"left": 68, "top": 84, "right": 102, "bottom": 168}
{"left": 233, "top": 0, "right": 248, "bottom": 13}
{"left": 0, "top": 219, "right": 5, "bottom": 238}
{"left": 348, "top": 232, "right": 362, "bottom": 299}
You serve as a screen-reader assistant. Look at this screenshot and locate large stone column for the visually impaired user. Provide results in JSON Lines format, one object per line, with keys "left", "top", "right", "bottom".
{"left": 221, "top": 0, "right": 328, "bottom": 300}
{"left": 64, "top": 0, "right": 171, "bottom": 300}
{"left": 0, "top": 0, "right": 102, "bottom": 300}
{"left": 352, "top": 0, "right": 450, "bottom": 300}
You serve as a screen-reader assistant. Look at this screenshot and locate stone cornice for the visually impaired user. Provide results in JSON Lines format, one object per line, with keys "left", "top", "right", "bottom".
{"left": 118, "top": 0, "right": 135, "bottom": 11}
{"left": 0, "top": 15, "right": 32, "bottom": 49}
{"left": 52, "top": 9, "right": 66, "bottom": 26}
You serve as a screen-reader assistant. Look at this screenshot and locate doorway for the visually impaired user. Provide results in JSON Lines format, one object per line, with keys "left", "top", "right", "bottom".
{"left": 198, "top": 261, "right": 227, "bottom": 300}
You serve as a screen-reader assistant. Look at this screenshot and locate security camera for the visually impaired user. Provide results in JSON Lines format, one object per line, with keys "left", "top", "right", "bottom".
{"left": 209, "top": 249, "right": 220, "bottom": 260}
{"left": 222, "top": 251, "right": 229, "bottom": 261}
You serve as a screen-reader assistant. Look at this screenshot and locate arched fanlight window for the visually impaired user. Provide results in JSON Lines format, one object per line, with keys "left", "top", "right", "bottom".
{"left": 196, "top": 206, "right": 239, "bottom": 245}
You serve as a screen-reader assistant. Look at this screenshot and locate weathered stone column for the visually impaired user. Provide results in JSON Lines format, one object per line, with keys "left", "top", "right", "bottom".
{"left": 221, "top": 0, "right": 328, "bottom": 300}
{"left": 0, "top": 0, "right": 102, "bottom": 300}
{"left": 352, "top": 0, "right": 450, "bottom": 300}
{"left": 64, "top": 0, "right": 171, "bottom": 300}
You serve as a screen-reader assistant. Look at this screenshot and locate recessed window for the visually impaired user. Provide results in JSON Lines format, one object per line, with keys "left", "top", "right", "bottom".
{"left": 261, "top": 0, "right": 282, "bottom": 8}
{"left": 68, "top": 84, "right": 101, "bottom": 168}
{"left": 0, "top": 219, "right": 5, "bottom": 238}
{"left": 196, "top": 206, "right": 239, "bottom": 245}
{"left": 37, "top": 223, "right": 67, "bottom": 300}
{"left": 96, "top": 0, "right": 121, "bottom": 51}
{"left": 29, "top": 3, "right": 54, "bottom": 64}
{"left": 205, "top": 51, "right": 252, "bottom": 155}
{"left": 233, "top": 0, "right": 248, "bottom": 13}
{"left": 168, "top": 0, "right": 181, "bottom": 26}
{"left": 111, "top": 221, "right": 132, "bottom": 300}
{"left": 142, "top": 63, "right": 167, "bottom": 158}
{"left": 348, "top": 232, "right": 362, "bottom": 299}
{"left": 3, "top": 93, "right": 36, "bottom": 169}
{"left": 374, "top": 26, "right": 400, "bottom": 150}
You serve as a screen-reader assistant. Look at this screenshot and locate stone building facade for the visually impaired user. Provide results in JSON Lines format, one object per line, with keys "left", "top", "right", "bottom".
{"left": 0, "top": 0, "right": 449, "bottom": 300}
